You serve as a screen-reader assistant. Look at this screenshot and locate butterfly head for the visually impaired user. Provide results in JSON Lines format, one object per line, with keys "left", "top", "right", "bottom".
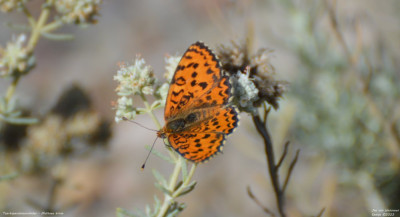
{"left": 157, "top": 129, "right": 167, "bottom": 139}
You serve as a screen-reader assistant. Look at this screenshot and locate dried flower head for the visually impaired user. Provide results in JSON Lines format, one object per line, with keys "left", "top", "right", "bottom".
{"left": 0, "top": 34, "right": 35, "bottom": 77}
{"left": 0, "top": 0, "right": 28, "bottom": 12}
{"left": 20, "top": 115, "right": 65, "bottom": 171}
{"left": 55, "top": 0, "right": 102, "bottom": 24}
{"left": 19, "top": 110, "right": 103, "bottom": 172}
{"left": 216, "top": 40, "right": 287, "bottom": 113}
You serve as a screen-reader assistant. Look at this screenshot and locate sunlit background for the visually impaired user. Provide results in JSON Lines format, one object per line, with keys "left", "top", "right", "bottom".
{"left": 1, "top": 0, "right": 399, "bottom": 216}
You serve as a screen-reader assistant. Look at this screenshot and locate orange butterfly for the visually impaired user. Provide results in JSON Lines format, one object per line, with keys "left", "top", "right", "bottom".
{"left": 157, "top": 42, "right": 239, "bottom": 163}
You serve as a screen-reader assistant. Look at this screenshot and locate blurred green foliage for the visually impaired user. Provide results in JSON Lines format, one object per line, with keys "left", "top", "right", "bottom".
{"left": 283, "top": 0, "right": 400, "bottom": 209}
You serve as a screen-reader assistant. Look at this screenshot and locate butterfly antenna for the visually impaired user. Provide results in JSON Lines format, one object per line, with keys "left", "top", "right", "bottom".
{"left": 122, "top": 117, "right": 158, "bottom": 132}
{"left": 141, "top": 136, "right": 158, "bottom": 170}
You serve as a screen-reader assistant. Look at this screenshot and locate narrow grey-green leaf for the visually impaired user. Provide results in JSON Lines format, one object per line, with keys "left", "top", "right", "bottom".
{"left": 0, "top": 115, "right": 38, "bottom": 125}
{"left": 145, "top": 145, "right": 174, "bottom": 163}
{"left": 0, "top": 172, "right": 18, "bottom": 182}
{"left": 41, "top": 32, "right": 74, "bottom": 41}
{"left": 152, "top": 169, "right": 167, "bottom": 186}
{"left": 145, "top": 205, "right": 151, "bottom": 216}
{"left": 154, "top": 182, "right": 172, "bottom": 196}
{"left": 150, "top": 100, "right": 161, "bottom": 110}
{"left": 153, "top": 195, "right": 160, "bottom": 213}
{"left": 174, "top": 181, "right": 183, "bottom": 191}
{"left": 175, "top": 181, "right": 197, "bottom": 197}
{"left": 6, "top": 22, "right": 31, "bottom": 31}
{"left": 116, "top": 207, "right": 142, "bottom": 217}
{"left": 181, "top": 160, "right": 188, "bottom": 180}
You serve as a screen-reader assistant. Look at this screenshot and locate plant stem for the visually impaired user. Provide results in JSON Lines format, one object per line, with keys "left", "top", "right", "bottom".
{"left": 139, "top": 93, "right": 198, "bottom": 217}
{"left": 21, "top": 5, "right": 35, "bottom": 27}
{"left": 252, "top": 115, "right": 286, "bottom": 217}
{"left": 156, "top": 158, "right": 181, "bottom": 217}
{"left": 5, "top": 76, "right": 20, "bottom": 103}
{"left": 172, "top": 163, "right": 197, "bottom": 197}
{"left": 140, "top": 93, "right": 177, "bottom": 162}
{"left": 140, "top": 94, "right": 161, "bottom": 129}
{"left": 4, "top": 0, "right": 53, "bottom": 105}
{"left": 27, "top": 1, "right": 52, "bottom": 51}
{"left": 41, "top": 20, "right": 64, "bottom": 33}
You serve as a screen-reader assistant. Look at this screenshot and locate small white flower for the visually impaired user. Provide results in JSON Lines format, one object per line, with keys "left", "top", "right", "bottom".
{"left": 55, "top": 0, "right": 102, "bottom": 24}
{"left": 155, "top": 83, "right": 170, "bottom": 106}
{"left": 0, "top": 34, "right": 35, "bottom": 77}
{"left": 114, "top": 96, "right": 135, "bottom": 122}
{"left": 164, "top": 55, "right": 180, "bottom": 82}
{"left": 0, "top": 0, "right": 29, "bottom": 12}
{"left": 232, "top": 69, "right": 259, "bottom": 114}
{"left": 114, "top": 57, "right": 156, "bottom": 96}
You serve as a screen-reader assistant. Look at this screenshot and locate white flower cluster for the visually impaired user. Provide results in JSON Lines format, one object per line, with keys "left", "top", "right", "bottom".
{"left": 55, "top": 0, "right": 102, "bottom": 24}
{"left": 231, "top": 68, "right": 259, "bottom": 114}
{"left": 154, "top": 55, "right": 180, "bottom": 106}
{"left": 0, "top": 0, "right": 28, "bottom": 12}
{"left": 163, "top": 55, "right": 180, "bottom": 82}
{"left": 113, "top": 57, "right": 156, "bottom": 122}
{"left": 0, "top": 34, "right": 35, "bottom": 77}
{"left": 114, "top": 57, "right": 156, "bottom": 96}
{"left": 113, "top": 54, "right": 181, "bottom": 123}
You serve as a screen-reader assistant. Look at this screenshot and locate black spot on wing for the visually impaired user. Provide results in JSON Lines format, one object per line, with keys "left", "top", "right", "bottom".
{"left": 203, "top": 134, "right": 211, "bottom": 139}
{"left": 199, "top": 82, "right": 208, "bottom": 90}
{"left": 175, "top": 77, "right": 186, "bottom": 86}
{"left": 176, "top": 65, "right": 185, "bottom": 71}
{"left": 172, "top": 89, "right": 184, "bottom": 96}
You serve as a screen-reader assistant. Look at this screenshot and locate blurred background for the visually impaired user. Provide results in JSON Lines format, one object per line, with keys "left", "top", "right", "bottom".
{"left": 1, "top": 0, "right": 399, "bottom": 216}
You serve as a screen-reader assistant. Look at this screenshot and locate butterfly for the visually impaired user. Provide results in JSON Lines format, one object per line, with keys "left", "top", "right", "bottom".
{"left": 157, "top": 42, "right": 239, "bottom": 163}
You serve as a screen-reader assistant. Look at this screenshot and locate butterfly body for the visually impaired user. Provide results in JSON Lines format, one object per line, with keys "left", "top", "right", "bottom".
{"left": 158, "top": 42, "right": 239, "bottom": 163}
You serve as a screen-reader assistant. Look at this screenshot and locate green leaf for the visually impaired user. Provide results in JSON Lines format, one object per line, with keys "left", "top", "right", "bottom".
{"left": 0, "top": 114, "right": 38, "bottom": 125}
{"left": 152, "top": 169, "right": 167, "bottom": 186}
{"left": 6, "top": 22, "right": 31, "bottom": 31}
{"left": 165, "top": 209, "right": 180, "bottom": 217}
{"left": 0, "top": 98, "right": 6, "bottom": 111}
{"left": 0, "top": 172, "right": 18, "bottom": 182}
{"left": 173, "top": 181, "right": 183, "bottom": 191}
{"left": 165, "top": 203, "right": 185, "bottom": 217}
{"left": 116, "top": 208, "right": 141, "bottom": 217}
{"left": 41, "top": 32, "right": 74, "bottom": 41}
{"left": 175, "top": 181, "right": 197, "bottom": 197}
{"left": 5, "top": 97, "right": 17, "bottom": 113}
{"left": 181, "top": 160, "right": 188, "bottom": 180}
{"left": 145, "top": 145, "right": 174, "bottom": 163}
{"left": 150, "top": 101, "right": 161, "bottom": 110}
{"left": 153, "top": 195, "right": 160, "bottom": 213}
{"left": 154, "top": 182, "right": 172, "bottom": 196}
{"left": 145, "top": 205, "right": 151, "bottom": 216}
